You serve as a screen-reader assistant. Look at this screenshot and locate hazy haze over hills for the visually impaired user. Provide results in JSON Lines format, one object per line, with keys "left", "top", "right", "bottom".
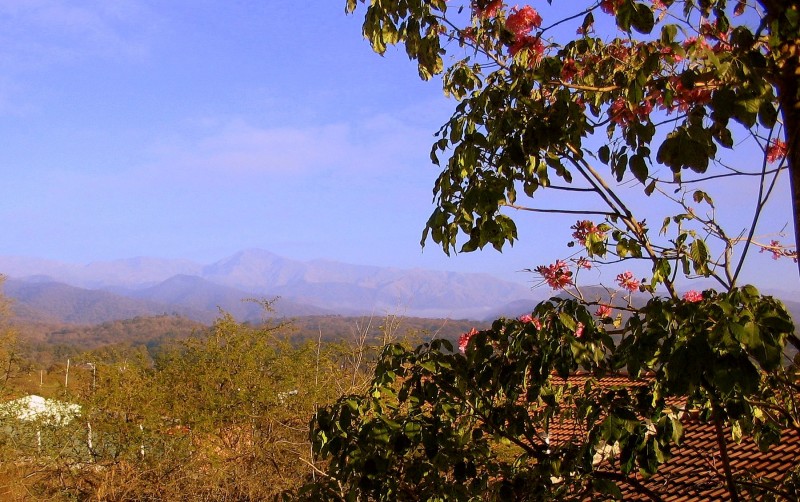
{"left": 0, "top": 249, "right": 540, "bottom": 323}
{"left": 4, "top": 250, "right": 796, "bottom": 326}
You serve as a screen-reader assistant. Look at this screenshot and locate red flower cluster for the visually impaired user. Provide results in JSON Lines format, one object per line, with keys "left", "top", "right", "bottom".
{"left": 508, "top": 34, "right": 545, "bottom": 61}
{"left": 616, "top": 271, "right": 640, "bottom": 292}
{"left": 461, "top": 27, "right": 476, "bottom": 43}
{"left": 536, "top": 260, "right": 573, "bottom": 290}
{"left": 609, "top": 98, "right": 653, "bottom": 126}
{"left": 646, "top": 78, "right": 712, "bottom": 115}
{"left": 506, "top": 5, "right": 542, "bottom": 37}
{"left": 501, "top": 5, "right": 545, "bottom": 63}
{"left": 595, "top": 304, "right": 612, "bottom": 318}
{"left": 458, "top": 327, "right": 479, "bottom": 353}
{"left": 660, "top": 46, "right": 683, "bottom": 63}
{"left": 519, "top": 314, "right": 542, "bottom": 329}
{"left": 683, "top": 36, "right": 712, "bottom": 53}
{"left": 766, "top": 139, "right": 787, "bottom": 164}
{"left": 699, "top": 21, "right": 732, "bottom": 52}
{"left": 670, "top": 79, "right": 712, "bottom": 112}
{"left": 571, "top": 220, "right": 605, "bottom": 246}
{"left": 561, "top": 59, "right": 578, "bottom": 81}
{"left": 682, "top": 290, "right": 703, "bottom": 303}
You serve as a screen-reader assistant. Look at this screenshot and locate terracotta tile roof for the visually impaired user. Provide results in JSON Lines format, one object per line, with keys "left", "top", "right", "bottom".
{"left": 618, "top": 421, "right": 800, "bottom": 501}
{"left": 542, "top": 374, "right": 800, "bottom": 500}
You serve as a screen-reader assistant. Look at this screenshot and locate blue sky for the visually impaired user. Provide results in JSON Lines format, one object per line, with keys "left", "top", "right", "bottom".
{"left": 0, "top": 1, "right": 797, "bottom": 291}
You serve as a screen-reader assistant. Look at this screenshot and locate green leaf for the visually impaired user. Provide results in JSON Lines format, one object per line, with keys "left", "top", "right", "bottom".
{"left": 582, "top": 12, "right": 595, "bottom": 34}
{"left": 758, "top": 100, "right": 778, "bottom": 129}
{"left": 599, "top": 145, "right": 610, "bottom": 165}
{"left": 630, "top": 154, "right": 648, "bottom": 183}
{"left": 660, "top": 217, "right": 671, "bottom": 235}
{"left": 690, "top": 239, "right": 710, "bottom": 275}
{"left": 660, "top": 24, "right": 677, "bottom": 44}
{"left": 692, "top": 190, "right": 713, "bottom": 207}
{"left": 630, "top": 2, "right": 655, "bottom": 34}
{"left": 558, "top": 312, "right": 577, "bottom": 331}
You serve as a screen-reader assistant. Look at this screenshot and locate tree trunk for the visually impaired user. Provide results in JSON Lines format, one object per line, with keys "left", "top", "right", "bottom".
{"left": 778, "top": 71, "right": 800, "bottom": 275}
{"left": 776, "top": 39, "right": 800, "bottom": 275}
{"left": 760, "top": 2, "right": 800, "bottom": 275}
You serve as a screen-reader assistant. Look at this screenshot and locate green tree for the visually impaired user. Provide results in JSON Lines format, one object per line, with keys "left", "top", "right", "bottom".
{"left": 298, "top": 2, "right": 800, "bottom": 500}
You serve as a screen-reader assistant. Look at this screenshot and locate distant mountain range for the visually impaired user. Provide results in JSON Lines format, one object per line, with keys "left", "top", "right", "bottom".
{"left": 0, "top": 250, "right": 544, "bottom": 324}
{"left": 3, "top": 250, "right": 798, "bottom": 328}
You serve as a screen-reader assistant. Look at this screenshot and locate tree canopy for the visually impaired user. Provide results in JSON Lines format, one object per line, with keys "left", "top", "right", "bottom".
{"left": 352, "top": 0, "right": 798, "bottom": 286}
{"left": 296, "top": 2, "right": 800, "bottom": 500}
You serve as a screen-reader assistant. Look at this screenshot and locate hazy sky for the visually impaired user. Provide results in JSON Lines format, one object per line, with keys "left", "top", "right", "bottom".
{"left": 1, "top": 1, "right": 797, "bottom": 291}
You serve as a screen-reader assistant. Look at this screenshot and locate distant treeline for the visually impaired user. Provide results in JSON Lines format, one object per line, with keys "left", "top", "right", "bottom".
{"left": 11, "top": 313, "right": 487, "bottom": 371}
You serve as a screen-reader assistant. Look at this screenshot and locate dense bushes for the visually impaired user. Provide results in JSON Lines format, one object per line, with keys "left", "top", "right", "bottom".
{"left": 0, "top": 310, "right": 397, "bottom": 500}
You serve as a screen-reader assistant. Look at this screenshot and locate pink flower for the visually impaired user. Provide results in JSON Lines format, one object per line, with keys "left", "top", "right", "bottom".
{"left": 576, "top": 257, "right": 592, "bottom": 270}
{"left": 561, "top": 59, "right": 578, "bottom": 81}
{"left": 508, "top": 34, "right": 545, "bottom": 62}
{"left": 571, "top": 220, "right": 605, "bottom": 246}
{"left": 535, "top": 260, "right": 573, "bottom": 290}
{"left": 616, "top": 271, "right": 640, "bottom": 292}
{"left": 683, "top": 36, "right": 711, "bottom": 51}
{"left": 458, "top": 327, "right": 479, "bottom": 353}
{"left": 666, "top": 78, "right": 712, "bottom": 112}
{"left": 519, "top": 314, "right": 543, "bottom": 329}
{"left": 636, "top": 100, "right": 653, "bottom": 121}
{"left": 660, "top": 45, "right": 683, "bottom": 63}
{"left": 595, "top": 304, "right": 612, "bottom": 318}
{"left": 506, "top": 5, "right": 542, "bottom": 37}
{"left": 759, "top": 240, "right": 784, "bottom": 260}
{"left": 609, "top": 98, "right": 635, "bottom": 126}
{"left": 682, "top": 290, "right": 703, "bottom": 303}
{"left": 766, "top": 139, "right": 787, "bottom": 164}
{"left": 574, "top": 322, "right": 585, "bottom": 338}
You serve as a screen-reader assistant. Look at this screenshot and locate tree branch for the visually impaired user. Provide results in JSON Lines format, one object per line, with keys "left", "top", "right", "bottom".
{"left": 504, "top": 203, "right": 618, "bottom": 217}
{"left": 713, "top": 409, "right": 741, "bottom": 502}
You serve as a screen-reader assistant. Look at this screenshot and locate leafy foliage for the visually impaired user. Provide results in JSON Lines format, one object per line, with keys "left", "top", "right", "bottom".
{"left": 300, "top": 289, "right": 797, "bottom": 500}
{"left": 347, "top": 0, "right": 798, "bottom": 292}
{"left": 295, "top": 1, "right": 800, "bottom": 500}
